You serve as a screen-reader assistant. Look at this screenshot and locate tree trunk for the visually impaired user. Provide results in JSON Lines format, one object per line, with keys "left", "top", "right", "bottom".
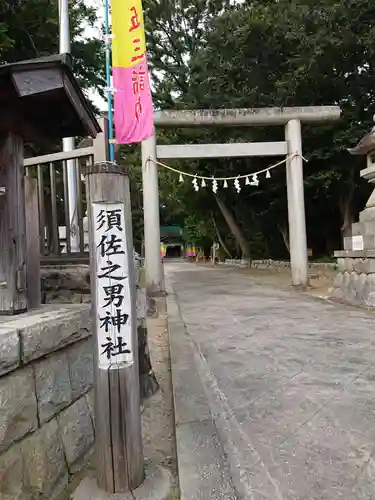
{"left": 211, "top": 213, "right": 232, "bottom": 258}
{"left": 215, "top": 195, "right": 251, "bottom": 260}
{"left": 278, "top": 223, "right": 290, "bottom": 254}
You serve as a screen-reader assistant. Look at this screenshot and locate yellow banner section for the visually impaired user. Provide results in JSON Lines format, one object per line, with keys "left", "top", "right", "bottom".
{"left": 112, "top": 0, "right": 147, "bottom": 69}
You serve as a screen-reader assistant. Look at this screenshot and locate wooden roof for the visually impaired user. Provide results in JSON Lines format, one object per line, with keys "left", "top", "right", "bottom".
{"left": 0, "top": 54, "right": 101, "bottom": 145}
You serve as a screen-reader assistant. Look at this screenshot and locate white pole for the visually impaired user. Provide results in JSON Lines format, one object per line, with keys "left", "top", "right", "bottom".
{"left": 59, "top": 0, "right": 80, "bottom": 252}
{"left": 285, "top": 119, "right": 309, "bottom": 287}
{"left": 141, "top": 135, "right": 164, "bottom": 294}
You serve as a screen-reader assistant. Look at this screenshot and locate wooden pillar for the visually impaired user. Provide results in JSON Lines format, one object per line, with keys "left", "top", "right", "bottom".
{"left": 25, "top": 175, "right": 41, "bottom": 309}
{"left": 0, "top": 133, "right": 27, "bottom": 314}
{"left": 92, "top": 117, "right": 109, "bottom": 163}
{"left": 84, "top": 162, "right": 144, "bottom": 493}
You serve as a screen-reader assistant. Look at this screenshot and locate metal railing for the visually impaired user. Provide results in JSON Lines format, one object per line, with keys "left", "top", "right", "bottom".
{"left": 24, "top": 147, "right": 94, "bottom": 262}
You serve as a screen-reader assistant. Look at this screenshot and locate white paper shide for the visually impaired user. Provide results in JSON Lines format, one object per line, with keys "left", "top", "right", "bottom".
{"left": 93, "top": 202, "right": 133, "bottom": 368}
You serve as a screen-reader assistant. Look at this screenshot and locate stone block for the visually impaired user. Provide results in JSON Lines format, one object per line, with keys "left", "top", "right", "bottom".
{"left": 353, "top": 221, "right": 375, "bottom": 236}
{"left": 361, "top": 258, "right": 375, "bottom": 274}
{"left": 0, "top": 444, "right": 29, "bottom": 500}
{"left": 345, "top": 259, "right": 354, "bottom": 272}
{"left": 336, "top": 259, "right": 346, "bottom": 273}
{"left": 351, "top": 222, "right": 364, "bottom": 236}
{"left": 353, "top": 259, "right": 364, "bottom": 274}
{"left": 21, "top": 418, "right": 68, "bottom": 499}
{"left": 352, "top": 272, "right": 366, "bottom": 301}
{"left": 363, "top": 274, "right": 375, "bottom": 307}
{"left": 85, "top": 390, "right": 95, "bottom": 430}
{"left": 58, "top": 398, "right": 94, "bottom": 473}
{"left": 348, "top": 272, "right": 359, "bottom": 302}
{"left": 360, "top": 208, "right": 375, "bottom": 222}
{"left": 137, "top": 288, "right": 148, "bottom": 320}
{"left": 45, "top": 290, "right": 84, "bottom": 304}
{"left": 342, "top": 271, "right": 350, "bottom": 292}
{"left": 67, "top": 339, "right": 94, "bottom": 399}
{"left": 331, "top": 286, "right": 345, "bottom": 301}
{"left": 344, "top": 237, "right": 353, "bottom": 250}
{"left": 365, "top": 292, "right": 375, "bottom": 307}
{"left": 14, "top": 305, "right": 91, "bottom": 363}
{"left": 41, "top": 265, "right": 90, "bottom": 292}
{"left": 34, "top": 352, "right": 72, "bottom": 424}
{"left": 363, "top": 235, "right": 375, "bottom": 249}
{"left": 81, "top": 294, "right": 91, "bottom": 304}
{"left": 0, "top": 367, "right": 37, "bottom": 452}
{"left": 357, "top": 273, "right": 368, "bottom": 302}
{"left": 0, "top": 326, "right": 20, "bottom": 376}
{"left": 333, "top": 272, "right": 343, "bottom": 289}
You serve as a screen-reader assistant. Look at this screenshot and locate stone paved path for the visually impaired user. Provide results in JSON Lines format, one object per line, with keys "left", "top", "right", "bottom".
{"left": 166, "top": 261, "right": 375, "bottom": 500}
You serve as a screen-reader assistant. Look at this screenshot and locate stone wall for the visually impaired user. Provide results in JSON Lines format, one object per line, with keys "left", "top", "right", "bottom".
{"left": 41, "top": 265, "right": 90, "bottom": 304}
{"left": 220, "top": 258, "right": 337, "bottom": 277}
{"left": 0, "top": 305, "right": 94, "bottom": 500}
{"left": 333, "top": 256, "right": 375, "bottom": 307}
{"left": 333, "top": 195, "right": 375, "bottom": 307}
{"left": 40, "top": 263, "right": 159, "bottom": 398}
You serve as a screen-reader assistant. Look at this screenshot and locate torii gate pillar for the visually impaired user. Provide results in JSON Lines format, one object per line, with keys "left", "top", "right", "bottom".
{"left": 285, "top": 119, "right": 309, "bottom": 288}
{"left": 141, "top": 135, "right": 164, "bottom": 294}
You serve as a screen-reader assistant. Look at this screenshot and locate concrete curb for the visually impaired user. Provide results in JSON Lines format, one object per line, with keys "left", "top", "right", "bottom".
{"left": 165, "top": 275, "right": 238, "bottom": 500}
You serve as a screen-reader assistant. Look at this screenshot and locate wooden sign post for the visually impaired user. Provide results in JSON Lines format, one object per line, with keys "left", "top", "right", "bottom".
{"left": 84, "top": 162, "right": 144, "bottom": 493}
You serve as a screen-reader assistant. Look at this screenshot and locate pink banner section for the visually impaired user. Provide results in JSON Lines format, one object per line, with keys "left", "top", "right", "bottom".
{"left": 113, "top": 60, "right": 154, "bottom": 144}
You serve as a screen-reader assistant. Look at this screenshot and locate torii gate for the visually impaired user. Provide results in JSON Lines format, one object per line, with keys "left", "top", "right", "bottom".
{"left": 141, "top": 106, "right": 341, "bottom": 293}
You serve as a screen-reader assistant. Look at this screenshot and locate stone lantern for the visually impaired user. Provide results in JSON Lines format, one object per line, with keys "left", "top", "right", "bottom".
{"left": 334, "top": 117, "right": 375, "bottom": 306}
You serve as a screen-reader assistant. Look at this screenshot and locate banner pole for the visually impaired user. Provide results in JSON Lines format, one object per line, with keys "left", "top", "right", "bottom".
{"left": 104, "top": 0, "right": 115, "bottom": 162}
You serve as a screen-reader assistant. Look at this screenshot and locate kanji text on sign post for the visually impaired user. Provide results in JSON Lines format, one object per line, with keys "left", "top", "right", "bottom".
{"left": 93, "top": 202, "right": 134, "bottom": 368}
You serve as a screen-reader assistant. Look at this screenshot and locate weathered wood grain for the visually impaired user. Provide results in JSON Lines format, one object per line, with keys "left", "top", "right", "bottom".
{"left": 0, "top": 133, "right": 27, "bottom": 314}
{"left": 84, "top": 163, "right": 144, "bottom": 493}
{"left": 25, "top": 175, "right": 41, "bottom": 309}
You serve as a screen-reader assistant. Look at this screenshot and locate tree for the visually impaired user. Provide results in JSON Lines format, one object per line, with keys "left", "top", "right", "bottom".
{"left": 143, "top": 0, "right": 231, "bottom": 107}
{"left": 0, "top": 0, "right": 104, "bottom": 98}
{"left": 140, "top": 0, "right": 375, "bottom": 260}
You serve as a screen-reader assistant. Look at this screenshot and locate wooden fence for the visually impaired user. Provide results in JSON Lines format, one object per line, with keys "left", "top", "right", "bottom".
{"left": 24, "top": 118, "right": 108, "bottom": 264}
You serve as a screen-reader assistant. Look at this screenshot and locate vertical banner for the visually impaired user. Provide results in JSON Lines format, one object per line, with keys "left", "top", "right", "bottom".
{"left": 93, "top": 202, "right": 134, "bottom": 368}
{"left": 111, "top": 0, "right": 154, "bottom": 144}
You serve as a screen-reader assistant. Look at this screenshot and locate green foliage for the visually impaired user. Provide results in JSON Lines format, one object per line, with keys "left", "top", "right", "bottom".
{"left": 183, "top": 214, "right": 214, "bottom": 248}
{"left": 0, "top": 0, "right": 105, "bottom": 98}
{"left": 0, "top": 0, "right": 106, "bottom": 247}
{"left": 137, "top": 0, "right": 375, "bottom": 259}
{"left": 3, "top": 0, "right": 374, "bottom": 260}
